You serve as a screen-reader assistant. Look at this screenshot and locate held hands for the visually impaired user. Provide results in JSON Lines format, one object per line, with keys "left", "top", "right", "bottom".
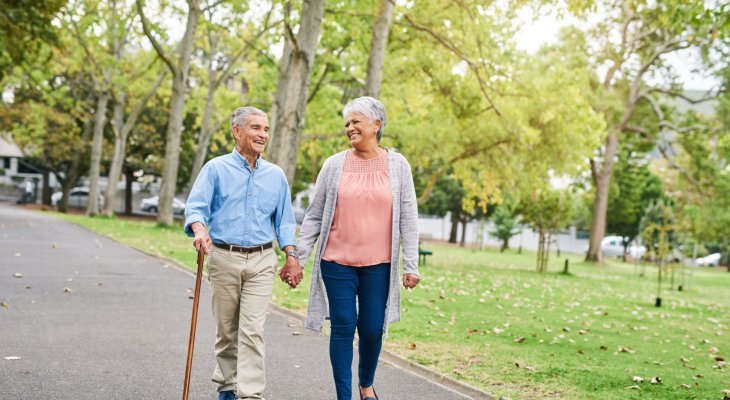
{"left": 279, "top": 256, "right": 303, "bottom": 289}
{"left": 402, "top": 273, "right": 420, "bottom": 289}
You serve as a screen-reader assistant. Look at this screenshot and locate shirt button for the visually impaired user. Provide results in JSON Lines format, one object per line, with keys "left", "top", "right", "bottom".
{"left": 248, "top": 193, "right": 252, "bottom": 196}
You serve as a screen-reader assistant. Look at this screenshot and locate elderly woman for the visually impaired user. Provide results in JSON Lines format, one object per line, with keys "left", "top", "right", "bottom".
{"left": 293, "top": 96, "right": 420, "bottom": 400}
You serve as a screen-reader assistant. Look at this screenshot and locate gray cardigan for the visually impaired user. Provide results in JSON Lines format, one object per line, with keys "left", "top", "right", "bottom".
{"left": 297, "top": 149, "right": 420, "bottom": 333}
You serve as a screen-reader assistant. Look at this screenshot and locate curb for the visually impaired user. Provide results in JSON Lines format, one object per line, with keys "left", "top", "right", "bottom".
{"left": 50, "top": 212, "right": 497, "bottom": 400}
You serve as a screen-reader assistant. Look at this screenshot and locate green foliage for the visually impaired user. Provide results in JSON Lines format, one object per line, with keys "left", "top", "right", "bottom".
{"left": 0, "top": 0, "right": 65, "bottom": 80}
{"left": 606, "top": 146, "right": 664, "bottom": 249}
{"left": 489, "top": 204, "right": 521, "bottom": 252}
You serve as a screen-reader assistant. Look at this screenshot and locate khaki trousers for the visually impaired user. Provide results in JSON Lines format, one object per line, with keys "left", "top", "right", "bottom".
{"left": 208, "top": 246, "right": 277, "bottom": 399}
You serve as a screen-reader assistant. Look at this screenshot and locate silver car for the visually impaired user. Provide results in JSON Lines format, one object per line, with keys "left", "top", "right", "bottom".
{"left": 51, "top": 187, "right": 105, "bottom": 209}
{"left": 140, "top": 195, "right": 186, "bottom": 215}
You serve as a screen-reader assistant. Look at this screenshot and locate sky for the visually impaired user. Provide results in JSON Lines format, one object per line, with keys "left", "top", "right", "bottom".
{"left": 512, "top": 7, "right": 721, "bottom": 91}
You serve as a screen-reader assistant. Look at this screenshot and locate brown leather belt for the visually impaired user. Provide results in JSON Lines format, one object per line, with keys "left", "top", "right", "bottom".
{"left": 213, "top": 242, "right": 273, "bottom": 253}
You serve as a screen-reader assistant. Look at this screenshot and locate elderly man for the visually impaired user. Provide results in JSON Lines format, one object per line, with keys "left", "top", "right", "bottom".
{"left": 184, "top": 106, "right": 303, "bottom": 400}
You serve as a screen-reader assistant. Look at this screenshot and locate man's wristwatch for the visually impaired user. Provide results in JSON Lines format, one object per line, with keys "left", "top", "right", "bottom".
{"left": 285, "top": 249, "right": 297, "bottom": 258}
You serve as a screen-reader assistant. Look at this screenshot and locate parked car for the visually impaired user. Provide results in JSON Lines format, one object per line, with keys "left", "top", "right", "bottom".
{"left": 695, "top": 253, "right": 721, "bottom": 267}
{"left": 601, "top": 235, "right": 646, "bottom": 259}
{"left": 140, "top": 195, "right": 186, "bottom": 215}
{"left": 51, "top": 187, "right": 104, "bottom": 209}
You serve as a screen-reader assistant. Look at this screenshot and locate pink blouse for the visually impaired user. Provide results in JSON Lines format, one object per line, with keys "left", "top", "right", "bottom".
{"left": 322, "top": 150, "right": 393, "bottom": 266}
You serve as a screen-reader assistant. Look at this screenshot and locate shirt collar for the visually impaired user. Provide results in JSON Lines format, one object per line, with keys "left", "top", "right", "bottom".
{"left": 232, "top": 148, "right": 265, "bottom": 171}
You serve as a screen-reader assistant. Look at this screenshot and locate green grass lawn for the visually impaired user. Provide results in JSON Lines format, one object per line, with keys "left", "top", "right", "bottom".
{"left": 49, "top": 211, "right": 730, "bottom": 400}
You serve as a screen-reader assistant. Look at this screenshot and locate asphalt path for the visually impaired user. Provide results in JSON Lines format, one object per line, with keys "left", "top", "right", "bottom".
{"left": 0, "top": 203, "right": 473, "bottom": 400}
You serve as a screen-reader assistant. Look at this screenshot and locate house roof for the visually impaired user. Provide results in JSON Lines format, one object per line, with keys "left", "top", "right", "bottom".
{"left": 0, "top": 136, "right": 24, "bottom": 157}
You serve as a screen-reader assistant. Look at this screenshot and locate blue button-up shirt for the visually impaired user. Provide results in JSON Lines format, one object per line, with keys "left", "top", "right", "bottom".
{"left": 184, "top": 149, "right": 296, "bottom": 248}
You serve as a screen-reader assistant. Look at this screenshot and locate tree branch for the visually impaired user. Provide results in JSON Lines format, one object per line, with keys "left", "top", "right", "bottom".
{"left": 136, "top": 0, "right": 177, "bottom": 75}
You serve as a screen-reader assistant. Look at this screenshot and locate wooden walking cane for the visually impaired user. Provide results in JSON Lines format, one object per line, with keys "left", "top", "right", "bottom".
{"left": 183, "top": 249, "right": 205, "bottom": 400}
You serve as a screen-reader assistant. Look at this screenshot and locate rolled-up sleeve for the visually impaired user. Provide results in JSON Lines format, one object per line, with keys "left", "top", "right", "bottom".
{"left": 273, "top": 174, "right": 297, "bottom": 248}
{"left": 184, "top": 163, "right": 214, "bottom": 237}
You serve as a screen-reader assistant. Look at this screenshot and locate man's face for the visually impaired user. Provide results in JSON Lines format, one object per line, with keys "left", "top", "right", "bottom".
{"left": 234, "top": 114, "right": 269, "bottom": 158}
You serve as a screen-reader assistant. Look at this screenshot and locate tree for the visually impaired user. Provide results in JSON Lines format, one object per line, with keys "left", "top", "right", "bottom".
{"left": 490, "top": 204, "right": 521, "bottom": 252}
{"left": 268, "top": 0, "right": 326, "bottom": 185}
{"left": 137, "top": 0, "right": 202, "bottom": 226}
{"left": 583, "top": 0, "right": 729, "bottom": 262}
{"left": 521, "top": 188, "right": 576, "bottom": 272}
{"left": 605, "top": 144, "right": 664, "bottom": 260}
{"left": 183, "top": 5, "right": 279, "bottom": 196}
{"left": 364, "top": 0, "right": 394, "bottom": 98}
{"left": 0, "top": 0, "right": 65, "bottom": 81}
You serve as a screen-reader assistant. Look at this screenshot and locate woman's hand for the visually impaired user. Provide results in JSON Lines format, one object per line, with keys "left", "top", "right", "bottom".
{"left": 402, "top": 273, "right": 420, "bottom": 289}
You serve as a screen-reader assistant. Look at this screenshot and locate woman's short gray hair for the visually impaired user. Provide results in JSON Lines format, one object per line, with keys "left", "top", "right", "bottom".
{"left": 231, "top": 106, "right": 267, "bottom": 129}
{"left": 342, "top": 96, "right": 387, "bottom": 141}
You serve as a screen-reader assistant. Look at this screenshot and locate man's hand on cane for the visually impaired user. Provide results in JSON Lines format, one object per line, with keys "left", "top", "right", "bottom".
{"left": 191, "top": 222, "right": 212, "bottom": 255}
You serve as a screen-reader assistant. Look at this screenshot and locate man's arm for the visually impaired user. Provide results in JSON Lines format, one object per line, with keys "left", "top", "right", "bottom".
{"left": 279, "top": 244, "right": 303, "bottom": 288}
{"left": 184, "top": 163, "right": 215, "bottom": 254}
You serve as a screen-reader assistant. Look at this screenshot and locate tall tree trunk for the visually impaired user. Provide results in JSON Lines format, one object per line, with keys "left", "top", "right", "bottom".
{"left": 103, "top": 92, "right": 126, "bottom": 217}
{"left": 87, "top": 90, "right": 110, "bottom": 216}
{"left": 500, "top": 239, "right": 508, "bottom": 252}
{"left": 103, "top": 71, "right": 166, "bottom": 216}
{"left": 586, "top": 133, "right": 619, "bottom": 262}
{"left": 184, "top": 76, "right": 218, "bottom": 197}
{"left": 124, "top": 166, "right": 134, "bottom": 215}
{"left": 364, "top": 0, "right": 394, "bottom": 98}
{"left": 139, "top": 0, "right": 201, "bottom": 226}
{"left": 41, "top": 168, "right": 52, "bottom": 205}
{"left": 268, "top": 0, "right": 325, "bottom": 185}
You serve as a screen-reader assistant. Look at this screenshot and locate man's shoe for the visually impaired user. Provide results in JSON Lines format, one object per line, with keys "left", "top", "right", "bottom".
{"left": 218, "top": 390, "right": 236, "bottom": 400}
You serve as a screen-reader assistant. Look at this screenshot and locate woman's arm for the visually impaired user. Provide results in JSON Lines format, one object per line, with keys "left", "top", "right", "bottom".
{"left": 296, "top": 158, "right": 332, "bottom": 268}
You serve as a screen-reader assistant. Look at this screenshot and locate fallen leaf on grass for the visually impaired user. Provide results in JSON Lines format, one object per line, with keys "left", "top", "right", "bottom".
{"left": 577, "top": 349, "right": 584, "bottom": 355}
{"left": 408, "top": 342, "right": 417, "bottom": 350}
{"left": 619, "top": 346, "right": 635, "bottom": 353}
{"left": 600, "top": 345, "right": 608, "bottom": 350}
{"left": 13, "top": 273, "right": 23, "bottom": 278}
{"left": 578, "top": 329, "right": 588, "bottom": 335}
{"left": 650, "top": 377, "right": 662, "bottom": 384}
{"left": 693, "top": 374, "right": 703, "bottom": 379}
{"left": 722, "top": 389, "right": 730, "bottom": 400}
{"left": 625, "top": 385, "right": 641, "bottom": 390}
{"left": 3, "top": 356, "right": 21, "bottom": 360}
{"left": 632, "top": 376, "right": 644, "bottom": 383}
{"left": 679, "top": 384, "right": 691, "bottom": 389}
{"left": 513, "top": 337, "right": 525, "bottom": 343}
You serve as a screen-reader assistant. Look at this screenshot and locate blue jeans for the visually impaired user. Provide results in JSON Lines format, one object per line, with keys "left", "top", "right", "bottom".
{"left": 320, "top": 260, "right": 390, "bottom": 400}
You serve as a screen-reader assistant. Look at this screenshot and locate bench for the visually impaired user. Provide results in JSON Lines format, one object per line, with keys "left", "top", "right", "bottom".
{"left": 418, "top": 247, "right": 433, "bottom": 265}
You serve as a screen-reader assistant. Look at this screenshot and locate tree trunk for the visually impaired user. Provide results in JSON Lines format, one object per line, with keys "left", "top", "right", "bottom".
{"left": 460, "top": 218, "right": 467, "bottom": 247}
{"left": 536, "top": 230, "right": 544, "bottom": 272}
{"left": 41, "top": 168, "right": 52, "bottom": 205}
{"left": 103, "top": 92, "right": 126, "bottom": 217}
{"left": 268, "top": 0, "right": 325, "bottom": 185}
{"left": 586, "top": 133, "right": 619, "bottom": 262}
{"left": 87, "top": 91, "right": 110, "bottom": 216}
{"left": 154, "top": 0, "right": 201, "bottom": 226}
{"left": 364, "top": 0, "right": 394, "bottom": 98}
{"left": 184, "top": 75, "right": 218, "bottom": 197}
{"left": 124, "top": 166, "right": 133, "bottom": 215}
{"left": 448, "top": 213, "right": 459, "bottom": 243}
{"left": 500, "top": 239, "right": 508, "bottom": 252}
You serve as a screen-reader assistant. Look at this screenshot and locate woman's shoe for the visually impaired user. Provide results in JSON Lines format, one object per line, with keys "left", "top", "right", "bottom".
{"left": 359, "top": 386, "right": 378, "bottom": 400}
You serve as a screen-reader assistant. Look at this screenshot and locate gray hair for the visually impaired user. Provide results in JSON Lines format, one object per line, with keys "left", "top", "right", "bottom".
{"left": 230, "top": 106, "right": 267, "bottom": 130}
{"left": 342, "top": 96, "right": 386, "bottom": 141}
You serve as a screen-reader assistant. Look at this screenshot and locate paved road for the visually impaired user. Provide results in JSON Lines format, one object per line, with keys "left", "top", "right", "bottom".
{"left": 0, "top": 203, "right": 473, "bottom": 400}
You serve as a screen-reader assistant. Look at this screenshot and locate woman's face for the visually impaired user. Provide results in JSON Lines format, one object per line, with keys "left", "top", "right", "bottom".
{"left": 344, "top": 112, "right": 380, "bottom": 149}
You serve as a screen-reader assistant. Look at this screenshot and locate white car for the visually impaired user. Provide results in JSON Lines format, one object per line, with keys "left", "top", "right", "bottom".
{"left": 140, "top": 195, "right": 186, "bottom": 215}
{"left": 601, "top": 235, "right": 646, "bottom": 259}
{"left": 51, "top": 187, "right": 104, "bottom": 209}
{"left": 695, "top": 253, "right": 721, "bottom": 267}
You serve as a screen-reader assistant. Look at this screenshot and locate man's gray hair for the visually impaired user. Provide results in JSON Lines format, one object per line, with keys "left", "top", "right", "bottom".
{"left": 342, "top": 96, "right": 387, "bottom": 141}
{"left": 231, "top": 106, "right": 267, "bottom": 129}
